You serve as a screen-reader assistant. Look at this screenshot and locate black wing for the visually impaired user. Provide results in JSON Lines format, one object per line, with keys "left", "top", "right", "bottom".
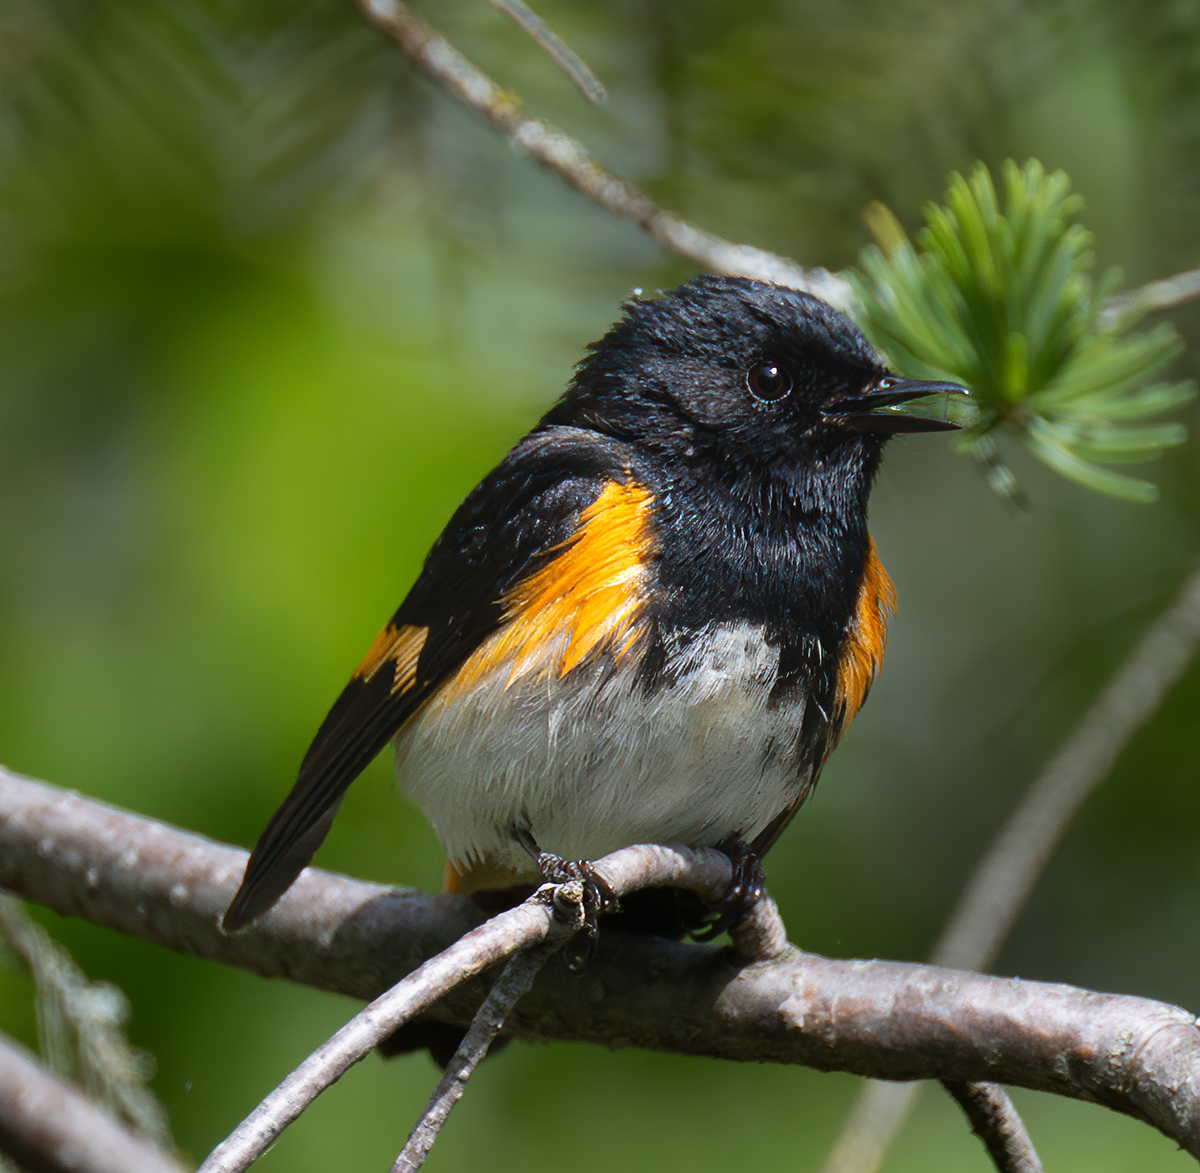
{"left": 223, "top": 427, "right": 631, "bottom": 929}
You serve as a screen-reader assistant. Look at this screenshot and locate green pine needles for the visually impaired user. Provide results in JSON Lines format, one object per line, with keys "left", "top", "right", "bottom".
{"left": 849, "top": 159, "right": 1195, "bottom": 503}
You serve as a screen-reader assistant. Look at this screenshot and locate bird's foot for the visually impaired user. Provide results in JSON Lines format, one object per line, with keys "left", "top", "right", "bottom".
{"left": 517, "top": 831, "right": 619, "bottom": 971}
{"left": 689, "top": 837, "right": 766, "bottom": 942}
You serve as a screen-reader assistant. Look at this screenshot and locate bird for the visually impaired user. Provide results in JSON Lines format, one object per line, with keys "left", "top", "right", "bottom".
{"left": 223, "top": 274, "right": 964, "bottom": 940}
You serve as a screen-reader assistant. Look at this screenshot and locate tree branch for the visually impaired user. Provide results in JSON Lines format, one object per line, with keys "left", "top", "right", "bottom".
{"left": 200, "top": 844, "right": 769, "bottom": 1172}
{"left": 197, "top": 890, "right": 572, "bottom": 1173}
{"left": 0, "top": 1031, "right": 187, "bottom": 1173}
{"left": 3, "top": 768, "right": 1200, "bottom": 1158}
{"left": 349, "top": 0, "right": 852, "bottom": 307}
{"left": 822, "top": 558, "right": 1200, "bottom": 1172}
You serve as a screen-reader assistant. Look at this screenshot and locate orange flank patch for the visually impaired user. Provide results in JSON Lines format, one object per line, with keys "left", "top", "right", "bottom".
{"left": 352, "top": 623, "right": 428, "bottom": 696}
{"left": 832, "top": 536, "right": 896, "bottom": 738}
{"left": 441, "top": 479, "right": 655, "bottom": 699}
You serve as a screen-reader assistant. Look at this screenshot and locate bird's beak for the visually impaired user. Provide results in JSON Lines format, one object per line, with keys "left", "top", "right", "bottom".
{"left": 821, "top": 377, "right": 971, "bottom": 434}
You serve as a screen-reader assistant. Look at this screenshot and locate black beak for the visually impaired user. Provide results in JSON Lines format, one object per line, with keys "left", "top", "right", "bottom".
{"left": 821, "top": 377, "right": 971, "bottom": 434}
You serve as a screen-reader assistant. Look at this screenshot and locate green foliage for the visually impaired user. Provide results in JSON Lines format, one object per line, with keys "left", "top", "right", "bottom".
{"left": 850, "top": 160, "right": 1195, "bottom": 502}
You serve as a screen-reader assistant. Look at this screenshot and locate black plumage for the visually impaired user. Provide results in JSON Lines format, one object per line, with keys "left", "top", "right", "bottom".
{"left": 225, "top": 275, "right": 963, "bottom": 933}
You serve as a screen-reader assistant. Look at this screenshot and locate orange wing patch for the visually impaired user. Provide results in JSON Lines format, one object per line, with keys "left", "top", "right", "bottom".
{"left": 832, "top": 536, "right": 896, "bottom": 738}
{"left": 440, "top": 479, "right": 655, "bottom": 700}
{"left": 352, "top": 623, "right": 428, "bottom": 696}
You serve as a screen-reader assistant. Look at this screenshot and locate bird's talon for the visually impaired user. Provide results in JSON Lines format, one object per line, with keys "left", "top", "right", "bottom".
{"left": 520, "top": 837, "right": 618, "bottom": 962}
{"left": 559, "top": 930, "right": 595, "bottom": 973}
{"left": 689, "top": 837, "right": 766, "bottom": 942}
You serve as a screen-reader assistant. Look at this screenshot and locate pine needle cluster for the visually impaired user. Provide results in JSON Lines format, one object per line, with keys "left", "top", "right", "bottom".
{"left": 850, "top": 160, "right": 1194, "bottom": 502}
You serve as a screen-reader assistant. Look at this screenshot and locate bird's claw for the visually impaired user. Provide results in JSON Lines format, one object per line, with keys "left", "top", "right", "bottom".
{"left": 518, "top": 831, "right": 619, "bottom": 971}
{"left": 689, "top": 837, "right": 766, "bottom": 942}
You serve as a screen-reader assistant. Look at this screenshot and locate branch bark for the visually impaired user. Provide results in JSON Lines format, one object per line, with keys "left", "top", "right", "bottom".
{"left": 944, "top": 1082, "right": 1045, "bottom": 1173}
{"left": 2, "top": 767, "right": 1200, "bottom": 1159}
{"left": 0, "top": 1031, "right": 187, "bottom": 1173}
{"left": 200, "top": 845, "right": 777, "bottom": 1172}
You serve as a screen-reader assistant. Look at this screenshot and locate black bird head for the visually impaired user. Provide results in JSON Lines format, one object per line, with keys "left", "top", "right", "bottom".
{"left": 552, "top": 274, "right": 964, "bottom": 489}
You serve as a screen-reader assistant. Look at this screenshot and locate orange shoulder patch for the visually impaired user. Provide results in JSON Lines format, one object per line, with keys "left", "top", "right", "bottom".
{"left": 832, "top": 536, "right": 896, "bottom": 738}
{"left": 443, "top": 479, "right": 655, "bottom": 697}
{"left": 352, "top": 623, "right": 428, "bottom": 697}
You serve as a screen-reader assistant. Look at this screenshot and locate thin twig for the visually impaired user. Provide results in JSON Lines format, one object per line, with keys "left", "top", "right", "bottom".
{"left": 817, "top": 1081, "right": 920, "bottom": 1173}
{"left": 199, "top": 851, "right": 733, "bottom": 1173}
{"left": 350, "top": 0, "right": 851, "bottom": 307}
{"left": 820, "top": 559, "right": 1200, "bottom": 1173}
{"left": 944, "top": 1082, "right": 1046, "bottom": 1173}
{"left": 484, "top": 0, "right": 606, "bottom": 105}
{"left": 1100, "top": 266, "right": 1200, "bottom": 324}
{"left": 196, "top": 891, "right": 571, "bottom": 1173}
{"left": 392, "top": 943, "right": 554, "bottom": 1173}
{"left": 933, "top": 559, "right": 1200, "bottom": 971}
{"left": 353, "top": 1, "right": 1200, "bottom": 321}
{"left": 0, "top": 1031, "right": 188, "bottom": 1173}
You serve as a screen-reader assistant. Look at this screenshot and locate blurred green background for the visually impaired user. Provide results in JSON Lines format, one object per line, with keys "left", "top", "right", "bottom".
{"left": 1, "top": 0, "right": 1198, "bottom": 1169}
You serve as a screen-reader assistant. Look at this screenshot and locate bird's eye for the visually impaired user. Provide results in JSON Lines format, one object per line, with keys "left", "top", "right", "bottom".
{"left": 746, "top": 362, "right": 793, "bottom": 403}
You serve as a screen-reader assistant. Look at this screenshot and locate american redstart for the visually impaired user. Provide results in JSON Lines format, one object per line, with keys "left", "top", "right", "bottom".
{"left": 224, "top": 274, "right": 964, "bottom": 937}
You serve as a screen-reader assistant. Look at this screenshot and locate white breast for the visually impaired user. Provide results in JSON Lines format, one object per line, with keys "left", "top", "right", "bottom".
{"left": 393, "top": 621, "right": 812, "bottom": 873}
